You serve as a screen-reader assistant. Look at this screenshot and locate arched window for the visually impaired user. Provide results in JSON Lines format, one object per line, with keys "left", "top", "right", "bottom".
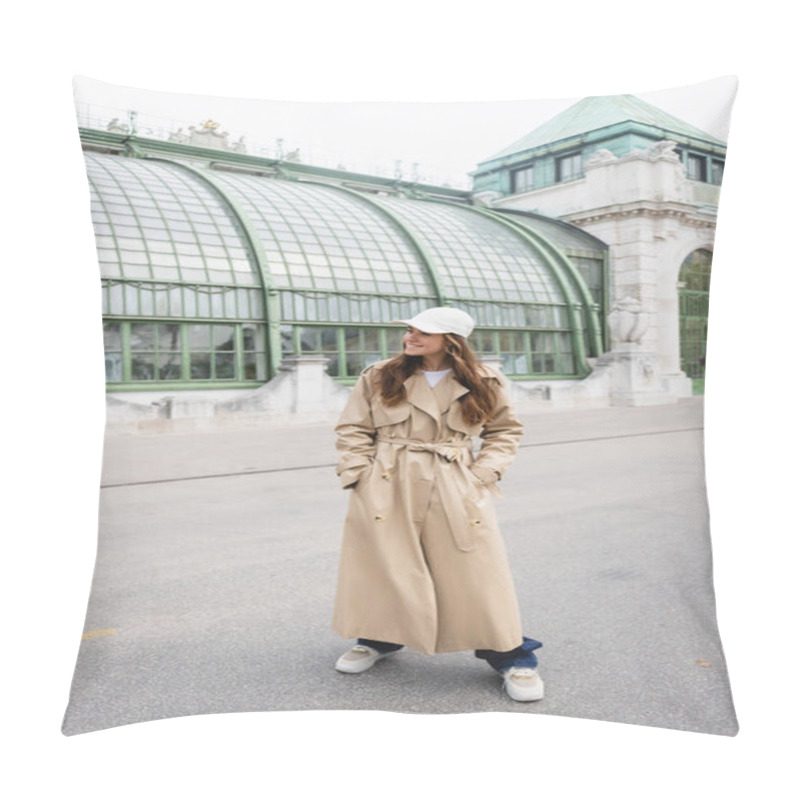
{"left": 678, "top": 249, "right": 713, "bottom": 388}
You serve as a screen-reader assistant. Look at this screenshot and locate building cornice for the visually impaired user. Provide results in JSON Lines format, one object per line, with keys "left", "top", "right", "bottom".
{"left": 562, "top": 200, "right": 717, "bottom": 229}
{"left": 474, "top": 119, "right": 727, "bottom": 176}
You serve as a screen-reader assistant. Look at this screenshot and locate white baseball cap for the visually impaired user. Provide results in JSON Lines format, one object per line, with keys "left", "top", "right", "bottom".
{"left": 393, "top": 307, "right": 475, "bottom": 338}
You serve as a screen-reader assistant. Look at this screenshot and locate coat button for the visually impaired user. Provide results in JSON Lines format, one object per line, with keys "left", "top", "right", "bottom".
{"left": 374, "top": 514, "right": 385, "bottom": 522}
{"left": 469, "top": 519, "right": 482, "bottom": 526}
{"left": 381, "top": 472, "right": 390, "bottom": 480}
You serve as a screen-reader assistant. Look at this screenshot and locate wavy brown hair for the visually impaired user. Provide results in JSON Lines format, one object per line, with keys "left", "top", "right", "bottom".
{"left": 376, "top": 333, "right": 497, "bottom": 426}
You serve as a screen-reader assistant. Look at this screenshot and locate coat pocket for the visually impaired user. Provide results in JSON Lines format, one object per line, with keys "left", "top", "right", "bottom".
{"left": 341, "top": 459, "right": 374, "bottom": 490}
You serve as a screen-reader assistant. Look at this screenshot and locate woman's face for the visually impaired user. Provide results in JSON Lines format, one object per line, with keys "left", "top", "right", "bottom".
{"left": 403, "top": 326, "right": 446, "bottom": 359}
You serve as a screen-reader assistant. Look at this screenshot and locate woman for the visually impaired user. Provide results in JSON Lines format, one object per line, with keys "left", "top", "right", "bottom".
{"left": 332, "top": 307, "right": 543, "bottom": 702}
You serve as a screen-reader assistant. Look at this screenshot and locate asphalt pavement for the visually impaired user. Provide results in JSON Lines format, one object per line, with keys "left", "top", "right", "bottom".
{"left": 61, "top": 397, "right": 738, "bottom": 736}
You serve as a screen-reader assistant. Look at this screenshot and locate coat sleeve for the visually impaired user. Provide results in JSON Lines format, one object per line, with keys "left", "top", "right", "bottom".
{"left": 334, "top": 367, "right": 378, "bottom": 489}
{"left": 469, "top": 374, "right": 523, "bottom": 486}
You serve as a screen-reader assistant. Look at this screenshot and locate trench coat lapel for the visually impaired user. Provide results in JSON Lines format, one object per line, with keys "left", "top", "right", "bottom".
{"left": 403, "top": 371, "right": 442, "bottom": 432}
{"left": 443, "top": 369, "right": 470, "bottom": 406}
{"left": 403, "top": 370, "right": 471, "bottom": 437}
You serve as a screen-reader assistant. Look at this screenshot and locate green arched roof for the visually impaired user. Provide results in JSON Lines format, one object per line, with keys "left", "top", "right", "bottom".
{"left": 495, "top": 208, "right": 608, "bottom": 258}
{"left": 85, "top": 153, "right": 259, "bottom": 286}
{"left": 209, "top": 173, "right": 438, "bottom": 296}
{"left": 84, "top": 150, "right": 604, "bottom": 355}
{"left": 372, "top": 196, "right": 563, "bottom": 303}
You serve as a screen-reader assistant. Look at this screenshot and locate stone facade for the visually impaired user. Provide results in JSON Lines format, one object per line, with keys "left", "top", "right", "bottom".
{"left": 491, "top": 140, "right": 719, "bottom": 405}
{"left": 104, "top": 356, "right": 351, "bottom": 434}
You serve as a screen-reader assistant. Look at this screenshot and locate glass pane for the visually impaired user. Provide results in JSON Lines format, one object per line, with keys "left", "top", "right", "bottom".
{"left": 362, "top": 328, "right": 380, "bottom": 350}
{"left": 189, "top": 325, "right": 211, "bottom": 349}
{"left": 183, "top": 288, "right": 197, "bottom": 317}
{"left": 385, "top": 327, "right": 404, "bottom": 354}
{"left": 105, "top": 353, "right": 123, "bottom": 382}
{"left": 320, "top": 328, "right": 339, "bottom": 352}
{"left": 210, "top": 292, "right": 224, "bottom": 317}
{"left": 213, "top": 326, "right": 235, "bottom": 351}
{"left": 158, "top": 354, "right": 182, "bottom": 380}
{"left": 190, "top": 353, "right": 211, "bottom": 379}
{"left": 122, "top": 264, "right": 151, "bottom": 278}
{"left": 680, "top": 249, "right": 713, "bottom": 291}
{"left": 158, "top": 324, "right": 181, "bottom": 351}
{"left": 244, "top": 352, "right": 267, "bottom": 381}
{"left": 299, "top": 328, "right": 320, "bottom": 352}
{"left": 215, "top": 353, "right": 235, "bottom": 379}
{"left": 131, "top": 354, "right": 155, "bottom": 380}
{"left": 524, "top": 306, "right": 545, "bottom": 327}
{"left": 242, "top": 324, "right": 261, "bottom": 351}
{"left": 103, "top": 322, "right": 121, "bottom": 350}
{"left": 344, "top": 328, "right": 361, "bottom": 351}
{"left": 502, "top": 353, "right": 527, "bottom": 374}
{"left": 280, "top": 325, "right": 294, "bottom": 355}
{"left": 498, "top": 331, "right": 523, "bottom": 351}
{"left": 130, "top": 324, "right": 155, "bottom": 350}
{"left": 106, "top": 283, "right": 125, "bottom": 315}
{"left": 687, "top": 154, "right": 706, "bottom": 181}
{"left": 223, "top": 289, "right": 237, "bottom": 318}
{"left": 325, "top": 354, "right": 340, "bottom": 377}
{"left": 138, "top": 287, "right": 154, "bottom": 315}
{"left": 557, "top": 152, "right": 582, "bottom": 181}
{"left": 473, "top": 330, "right": 495, "bottom": 353}
{"left": 345, "top": 353, "right": 366, "bottom": 376}
{"left": 530, "top": 332, "right": 553, "bottom": 352}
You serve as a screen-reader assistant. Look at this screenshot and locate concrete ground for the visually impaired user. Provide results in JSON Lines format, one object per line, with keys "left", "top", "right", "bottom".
{"left": 61, "top": 398, "right": 738, "bottom": 736}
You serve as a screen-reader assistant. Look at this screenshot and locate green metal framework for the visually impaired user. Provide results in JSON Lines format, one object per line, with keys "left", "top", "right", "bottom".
{"left": 679, "top": 248, "right": 712, "bottom": 379}
{"left": 81, "top": 129, "right": 606, "bottom": 389}
{"left": 402, "top": 198, "right": 595, "bottom": 377}
{"left": 143, "top": 158, "right": 284, "bottom": 380}
{"left": 294, "top": 179, "right": 448, "bottom": 305}
{"left": 104, "top": 320, "right": 267, "bottom": 386}
{"left": 492, "top": 209, "right": 609, "bottom": 314}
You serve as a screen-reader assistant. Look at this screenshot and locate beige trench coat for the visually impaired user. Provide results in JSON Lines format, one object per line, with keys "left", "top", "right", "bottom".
{"left": 332, "top": 359, "right": 524, "bottom": 655}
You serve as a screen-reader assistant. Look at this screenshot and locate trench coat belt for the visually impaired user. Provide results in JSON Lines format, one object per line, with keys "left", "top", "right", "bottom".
{"left": 376, "top": 436, "right": 479, "bottom": 553}
{"left": 376, "top": 436, "right": 471, "bottom": 462}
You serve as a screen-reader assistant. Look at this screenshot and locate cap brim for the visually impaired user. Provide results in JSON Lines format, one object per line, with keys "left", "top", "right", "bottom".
{"left": 390, "top": 319, "right": 450, "bottom": 334}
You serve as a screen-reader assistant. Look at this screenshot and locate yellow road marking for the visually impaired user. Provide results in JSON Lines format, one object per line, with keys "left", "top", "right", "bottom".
{"left": 81, "top": 628, "right": 117, "bottom": 640}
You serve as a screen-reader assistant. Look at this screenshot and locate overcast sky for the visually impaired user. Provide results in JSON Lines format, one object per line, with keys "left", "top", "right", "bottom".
{"left": 73, "top": 75, "right": 737, "bottom": 188}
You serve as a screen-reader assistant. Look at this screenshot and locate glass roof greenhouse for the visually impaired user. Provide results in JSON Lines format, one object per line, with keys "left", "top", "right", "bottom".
{"left": 80, "top": 127, "right": 608, "bottom": 390}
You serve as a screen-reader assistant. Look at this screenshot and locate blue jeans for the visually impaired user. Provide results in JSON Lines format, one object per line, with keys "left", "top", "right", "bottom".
{"left": 356, "top": 636, "right": 542, "bottom": 672}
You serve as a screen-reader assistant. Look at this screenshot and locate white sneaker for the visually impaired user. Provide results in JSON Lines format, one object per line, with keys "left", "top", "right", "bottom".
{"left": 335, "top": 644, "right": 398, "bottom": 674}
{"left": 502, "top": 667, "right": 545, "bottom": 701}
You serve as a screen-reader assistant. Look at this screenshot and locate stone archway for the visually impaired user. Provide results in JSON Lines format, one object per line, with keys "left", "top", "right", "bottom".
{"left": 678, "top": 248, "right": 713, "bottom": 388}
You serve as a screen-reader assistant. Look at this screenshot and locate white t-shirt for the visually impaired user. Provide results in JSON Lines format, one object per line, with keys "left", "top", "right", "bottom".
{"left": 423, "top": 368, "right": 451, "bottom": 387}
